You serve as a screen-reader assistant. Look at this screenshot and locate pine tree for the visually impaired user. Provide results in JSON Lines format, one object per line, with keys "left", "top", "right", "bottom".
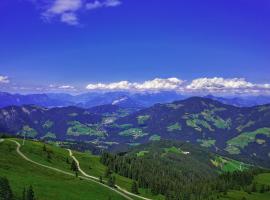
{"left": 47, "top": 152, "right": 52, "bottom": 162}
{"left": 99, "top": 176, "right": 103, "bottom": 183}
{"left": 26, "top": 185, "right": 35, "bottom": 200}
{"left": 131, "top": 181, "right": 139, "bottom": 194}
{"left": 71, "top": 160, "right": 78, "bottom": 172}
{"left": 43, "top": 144, "right": 47, "bottom": 152}
{"left": 22, "top": 187, "right": 26, "bottom": 200}
{"left": 0, "top": 177, "right": 13, "bottom": 200}
{"left": 251, "top": 182, "right": 257, "bottom": 192}
{"left": 104, "top": 168, "right": 111, "bottom": 178}
{"left": 107, "top": 175, "right": 115, "bottom": 187}
{"left": 260, "top": 184, "right": 265, "bottom": 193}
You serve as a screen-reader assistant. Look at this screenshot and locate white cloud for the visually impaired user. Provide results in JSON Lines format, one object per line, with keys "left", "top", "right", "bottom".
{"left": 186, "top": 77, "right": 255, "bottom": 90}
{"left": 134, "top": 78, "right": 184, "bottom": 90}
{"left": 86, "top": 0, "right": 103, "bottom": 10}
{"left": 86, "top": 0, "right": 122, "bottom": 10}
{"left": 58, "top": 85, "right": 75, "bottom": 89}
{"left": 36, "top": 0, "right": 122, "bottom": 25}
{"left": 86, "top": 81, "right": 132, "bottom": 90}
{"left": 60, "top": 12, "right": 79, "bottom": 25}
{"left": 0, "top": 76, "right": 10, "bottom": 84}
{"left": 103, "top": 0, "right": 122, "bottom": 7}
{"left": 86, "top": 78, "right": 185, "bottom": 91}
{"left": 85, "top": 77, "right": 270, "bottom": 95}
{"left": 42, "top": 0, "right": 82, "bottom": 25}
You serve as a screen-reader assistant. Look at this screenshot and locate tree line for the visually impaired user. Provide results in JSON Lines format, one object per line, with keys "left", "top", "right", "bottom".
{"left": 100, "top": 152, "right": 269, "bottom": 200}
{"left": 0, "top": 177, "right": 36, "bottom": 200}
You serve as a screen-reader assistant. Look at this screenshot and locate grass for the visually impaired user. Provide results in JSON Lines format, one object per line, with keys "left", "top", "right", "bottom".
{"left": 67, "top": 121, "right": 106, "bottom": 137}
{"left": 0, "top": 139, "right": 127, "bottom": 200}
{"left": 220, "top": 190, "right": 270, "bottom": 200}
{"left": 41, "top": 132, "right": 57, "bottom": 139}
{"left": 164, "top": 146, "right": 184, "bottom": 155}
{"left": 149, "top": 135, "right": 161, "bottom": 141}
{"left": 72, "top": 151, "right": 165, "bottom": 200}
{"left": 255, "top": 173, "right": 270, "bottom": 186}
{"left": 118, "top": 128, "right": 148, "bottom": 139}
{"left": 167, "top": 122, "right": 182, "bottom": 132}
{"left": 17, "top": 125, "right": 38, "bottom": 138}
{"left": 210, "top": 156, "right": 249, "bottom": 172}
{"left": 219, "top": 173, "right": 270, "bottom": 200}
{"left": 137, "top": 115, "right": 150, "bottom": 125}
{"left": 197, "top": 139, "right": 216, "bottom": 148}
{"left": 136, "top": 151, "right": 149, "bottom": 157}
{"left": 226, "top": 128, "right": 270, "bottom": 154}
{"left": 42, "top": 120, "right": 54, "bottom": 129}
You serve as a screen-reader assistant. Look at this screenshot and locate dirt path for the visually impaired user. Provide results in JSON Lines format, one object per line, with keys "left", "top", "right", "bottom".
{"left": 7, "top": 139, "right": 133, "bottom": 200}
{"left": 68, "top": 149, "right": 153, "bottom": 200}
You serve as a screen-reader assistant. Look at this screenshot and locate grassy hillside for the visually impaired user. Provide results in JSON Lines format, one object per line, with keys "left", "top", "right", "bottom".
{"left": 220, "top": 173, "right": 270, "bottom": 200}
{"left": 0, "top": 139, "right": 127, "bottom": 200}
{"left": 72, "top": 151, "right": 165, "bottom": 200}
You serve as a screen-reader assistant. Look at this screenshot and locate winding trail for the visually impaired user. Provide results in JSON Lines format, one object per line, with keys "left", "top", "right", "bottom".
{"left": 68, "top": 149, "right": 153, "bottom": 200}
{"left": 7, "top": 139, "right": 133, "bottom": 200}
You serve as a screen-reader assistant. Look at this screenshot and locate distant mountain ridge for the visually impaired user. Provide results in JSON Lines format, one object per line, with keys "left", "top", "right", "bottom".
{"left": 0, "top": 97, "right": 270, "bottom": 167}
{"left": 2, "top": 91, "right": 270, "bottom": 109}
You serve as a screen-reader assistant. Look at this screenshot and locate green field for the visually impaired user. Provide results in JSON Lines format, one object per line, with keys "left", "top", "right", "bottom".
{"left": 67, "top": 121, "right": 106, "bottom": 137}
{"left": 226, "top": 128, "right": 270, "bottom": 154}
{"left": 167, "top": 122, "right": 182, "bottom": 132}
{"left": 118, "top": 128, "right": 149, "bottom": 139}
{"left": 218, "top": 173, "right": 270, "bottom": 200}
{"left": 73, "top": 151, "right": 165, "bottom": 200}
{"left": 211, "top": 156, "right": 249, "bottom": 172}
{"left": 0, "top": 139, "right": 127, "bottom": 200}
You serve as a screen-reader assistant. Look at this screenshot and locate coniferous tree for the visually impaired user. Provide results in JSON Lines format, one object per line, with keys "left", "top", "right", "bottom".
{"left": 71, "top": 160, "right": 78, "bottom": 171}
{"left": 107, "top": 175, "right": 115, "bottom": 187}
{"left": 26, "top": 185, "right": 35, "bottom": 200}
{"left": 99, "top": 176, "right": 103, "bottom": 183}
{"left": 260, "top": 184, "right": 265, "bottom": 193}
{"left": 43, "top": 144, "right": 46, "bottom": 152}
{"left": 251, "top": 182, "right": 257, "bottom": 192}
{"left": 47, "top": 152, "right": 52, "bottom": 162}
{"left": 22, "top": 187, "right": 26, "bottom": 200}
{"left": 0, "top": 177, "right": 13, "bottom": 200}
{"left": 104, "top": 168, "right": 111, "bottom": 178}
{"left": 131, "top": 181, "right": 139, "bottom": 194}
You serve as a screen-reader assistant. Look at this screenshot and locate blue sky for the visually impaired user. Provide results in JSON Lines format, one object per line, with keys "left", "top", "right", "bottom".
{"left": 0, "top": 0, "right": 270, "bottom": 94}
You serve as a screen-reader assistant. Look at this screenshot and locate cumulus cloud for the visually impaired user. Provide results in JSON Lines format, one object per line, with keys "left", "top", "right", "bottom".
{"left": 86, "top": 0, "right": 122, "bottom": 10}
{"left": 0, "top": 76, "right": 10, "bottom": 84}
{"left": 185, "top": 77, "right": 270, "bottom": 95}
{"left": 186, "top": 77, "right": 255, "bottom": 90}
{"left": 42, "top": 0, "right": 82, "bottom": 25}
{"left": 85, "top": 77, "right": 270, "bottom": 95}
{"left": 35, "top": 0, "right": 122, "bottom": 25}
{"left": 134, "top": 78, "right": 184, "bottom": 90}
{"left": 86, "top": 78, "right": 185, "bottom": 91}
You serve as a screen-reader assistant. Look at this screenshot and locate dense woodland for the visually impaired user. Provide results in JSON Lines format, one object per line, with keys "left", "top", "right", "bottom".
{"left": 101, "top": 151, "right": 269, "bottom": 200}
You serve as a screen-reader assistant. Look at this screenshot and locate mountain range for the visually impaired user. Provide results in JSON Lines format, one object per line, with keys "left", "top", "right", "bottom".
{"left": 0, "top": 96, "right": 270, "bottom": 167}
{"left": 2, "top": 91, "right": 270, "bottom": 109}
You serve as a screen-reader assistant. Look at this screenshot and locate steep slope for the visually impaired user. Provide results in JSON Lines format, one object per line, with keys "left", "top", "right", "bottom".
{"left": 113, "top": 97, "right": 270, "bottom": 166}
{"left": 0, "top": 139, "right": 128, "bottom": 200}
{"left": 0, "top": 105, "right": 102, "bottom": 141}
